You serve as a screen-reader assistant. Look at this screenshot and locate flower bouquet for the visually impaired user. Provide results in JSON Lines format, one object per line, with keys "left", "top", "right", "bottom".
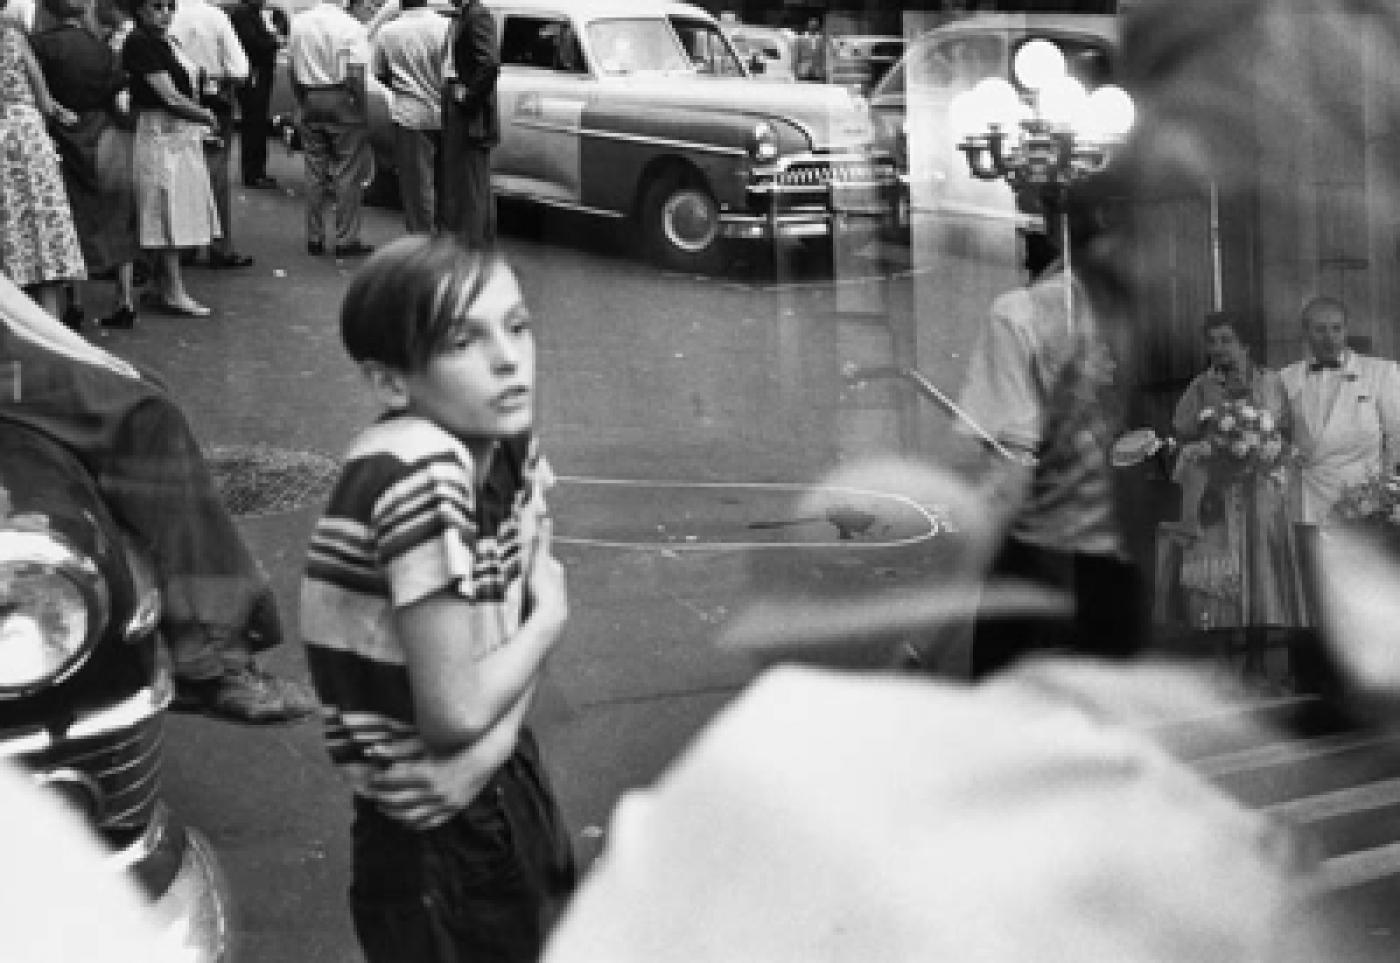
{"left": 1333, "top": 471, "right": 1400, "bottom": 531}
{"left": 1193, "top": 398, "right": 1286, "bottom": 479}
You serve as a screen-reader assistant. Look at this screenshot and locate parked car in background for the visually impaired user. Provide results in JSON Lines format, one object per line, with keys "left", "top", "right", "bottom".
{"left": 356, "top": 0, "right": 900, "bottom": 271}
{"left": 724, "top": 23, "right": 797, "bottom": 82}
{"left": 827, "top": 34, "right": 905, "bottom": 94}
{"left": 869, "top": 14, "right": 1118, "bottom": 239}
{"left": 0, "top": 421, "right": 230, "bottom": 961}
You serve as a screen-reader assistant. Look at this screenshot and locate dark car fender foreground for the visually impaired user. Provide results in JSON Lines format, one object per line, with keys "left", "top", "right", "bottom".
{"left": 0, "top": 420, "right": 231, "bottom": 962}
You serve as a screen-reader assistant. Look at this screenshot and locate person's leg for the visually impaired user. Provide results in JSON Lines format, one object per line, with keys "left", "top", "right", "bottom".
{"left": 970, "top": 538, "right": 1075, "bottom": 680}
{"left": 458, "top": 146, "right": 495, "bottom": 248}
{"left": 438, "top": 109, "right": 462, "bottom": 235}
{"left": 330, "top": 119, "right": 369, "bottom": 248}
{"left": 428, "top": 129, "right": 445, "bottom": 233}
{"left": 238, "top": 78, "right": 273, "bottom": 185}
{"left": 204, "top": 109, "right": 236, "bottom": 258}
{"left": 154, "top": 249, "right": 206, "bottom": 312}
{"left": 302, "top": 117, "right": 332, "bottom": 249}
{"left": 0, "top": 334, "right": 308, "bottom": 719}
{"left": 1072, "top": 550, "right": 1146, "bottom": 663}
{"left": 393, "top": 123, "right": 433, "bottom": 234}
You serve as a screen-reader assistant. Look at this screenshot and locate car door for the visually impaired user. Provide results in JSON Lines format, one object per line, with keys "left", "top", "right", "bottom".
{"left": 493, "top": 12, "right": 592, "bottom": 205}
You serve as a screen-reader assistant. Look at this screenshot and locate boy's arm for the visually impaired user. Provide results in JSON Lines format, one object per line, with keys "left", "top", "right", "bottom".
{"left": 367, "top": 682, "right": 535, "bottom": 829}
{"left": 395, "top": 520, "right": 567, "bottom": 750}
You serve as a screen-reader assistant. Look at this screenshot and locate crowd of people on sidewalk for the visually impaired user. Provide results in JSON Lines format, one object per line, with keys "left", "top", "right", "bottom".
{"left": 0, "top": 0, "right": 288, "bottom": 327}
{"left": 0, "top": 0, "right": 503, "bottom": 329}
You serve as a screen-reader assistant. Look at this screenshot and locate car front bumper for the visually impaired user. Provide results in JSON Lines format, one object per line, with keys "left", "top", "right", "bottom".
{"left": 727, "top": 181, "right": 900, "bottom": 241}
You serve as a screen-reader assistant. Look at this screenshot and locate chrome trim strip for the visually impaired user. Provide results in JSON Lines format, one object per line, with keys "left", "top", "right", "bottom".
{"left": 0, "top": 685, "right": 164, "bottom": 756}
{"left": 495, "top": 191, "right": 629, "bottom": 219}
{"left": 107, "top": 799, "right": 168, "bottom": 871}
{"left": 576, "top": 126, "right": 748, "bottom": 158}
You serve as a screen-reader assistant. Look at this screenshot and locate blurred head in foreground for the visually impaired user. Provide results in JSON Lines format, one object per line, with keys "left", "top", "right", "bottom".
{"left": 543, "top": 660, "right": 1334, "bottom": 963}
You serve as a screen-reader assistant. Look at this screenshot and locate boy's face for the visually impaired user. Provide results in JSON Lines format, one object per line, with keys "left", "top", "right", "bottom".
{"left": 398, "top": 264, "right": 536, "bottom": 440}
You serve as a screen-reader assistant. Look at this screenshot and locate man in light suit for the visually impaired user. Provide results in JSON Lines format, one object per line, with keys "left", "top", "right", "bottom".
{"left": 1280, "top": 296, "right": 1400, "bottom": 695}
{"left": 1280, "top": 297, "right": 1400, "bottom": 525}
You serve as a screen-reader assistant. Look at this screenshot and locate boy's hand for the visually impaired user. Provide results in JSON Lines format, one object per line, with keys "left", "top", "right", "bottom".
{"left": 366, "top": 751, "right": 498, "bottom": 830}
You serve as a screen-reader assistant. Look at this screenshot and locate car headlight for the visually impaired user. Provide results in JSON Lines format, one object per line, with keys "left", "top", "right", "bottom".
{"left": 0, "top": 529, "right": 108, "bottom": 694}
{"left": 746, "top": 121, "right": 780, "bottom": 162}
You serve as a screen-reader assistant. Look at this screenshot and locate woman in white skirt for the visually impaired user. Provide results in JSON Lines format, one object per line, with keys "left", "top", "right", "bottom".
{"left": 119, "top": 0, "right": 218, "bottom": 316}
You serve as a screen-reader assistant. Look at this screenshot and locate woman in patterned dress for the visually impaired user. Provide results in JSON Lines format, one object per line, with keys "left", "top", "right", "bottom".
{"left": 0, "top": 0, "right": 86, "bottom": 317}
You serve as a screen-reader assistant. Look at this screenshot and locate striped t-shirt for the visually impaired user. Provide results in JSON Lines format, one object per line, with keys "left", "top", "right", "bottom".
{"left": 301, "top": 414, "right": 550, "bottom": 794}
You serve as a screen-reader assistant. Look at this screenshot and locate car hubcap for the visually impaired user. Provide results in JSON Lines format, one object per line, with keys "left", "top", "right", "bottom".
{"left": 661, "top": 189, "right": 719, "bottom": 254}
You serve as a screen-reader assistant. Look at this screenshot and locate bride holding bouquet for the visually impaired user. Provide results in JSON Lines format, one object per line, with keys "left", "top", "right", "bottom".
{"left": 1168, "top": 313, "right": 1306, "bottom": 663}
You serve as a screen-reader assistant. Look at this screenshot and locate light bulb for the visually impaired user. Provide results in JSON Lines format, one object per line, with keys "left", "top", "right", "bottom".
{"left": 971, "top": 76, "right": 1022, "bottom": 130}
{"left": 1013, "top": 39, "right": 1065, "bottom": 92}
{"left": 1039, "top": 76, "right": 1088, "bottom": 129}
{"left": 1083, "top": 84, "right": 1135, "bottom": 140}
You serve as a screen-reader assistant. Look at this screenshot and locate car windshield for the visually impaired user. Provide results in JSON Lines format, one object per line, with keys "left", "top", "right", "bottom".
{"left": 669, "top": 17, "right": 746, "bottom": 77}
{"left": 588, "top": 18, "right": 692, "bottom": 75}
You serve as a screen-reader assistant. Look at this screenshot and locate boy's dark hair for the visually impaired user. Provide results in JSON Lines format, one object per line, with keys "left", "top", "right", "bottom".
{"left": 341, "top": 236, "right": 506, "bottom": 372}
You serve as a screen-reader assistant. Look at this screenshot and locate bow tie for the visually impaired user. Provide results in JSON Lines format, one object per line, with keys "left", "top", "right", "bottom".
{"left": 1308, "top": 359, "right": 1342, "bottom": 373}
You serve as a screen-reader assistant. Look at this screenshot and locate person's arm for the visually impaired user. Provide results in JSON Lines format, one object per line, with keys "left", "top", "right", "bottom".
{"left": 364, "top": 682, "right": 534, "bottom": 828}
{"left": 286, "top": 21, "right": 306, "bottom": 101}
{"left": 146, "top": 70, "right": 217, "bottom": 124}
{"left": 1377, "top": 360, "right": 1400, "bottom": 470}
{"left": 217, "top": 10, "right": 250, "bottom": 82}
{"left": 958, "top": 290, "right": 1043, "bottom": 461}
{"left": 452, "top": 4, "right": 497, "bottom": 106}
{"left": 395, "top": 521, "right": 566, "bottom": 749}
{"left": 17, "top": 32, "right": 76, "bottom": 124}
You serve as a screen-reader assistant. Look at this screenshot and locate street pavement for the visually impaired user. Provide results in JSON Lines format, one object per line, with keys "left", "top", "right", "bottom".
{"left": 67, "top": 143, "right": 1400, "bottom": 960}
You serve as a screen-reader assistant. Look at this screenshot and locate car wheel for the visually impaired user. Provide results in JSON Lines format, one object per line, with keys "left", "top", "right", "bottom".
{"left": 641, "top": 173, "right": 726, "bottom": 273}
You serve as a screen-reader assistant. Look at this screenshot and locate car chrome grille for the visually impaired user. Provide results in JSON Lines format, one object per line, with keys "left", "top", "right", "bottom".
{"left": 26, "top": 716, "right": 163, "bottom": 834}
{"left": 774, "top": 160, "right": 895, "bottom": 188}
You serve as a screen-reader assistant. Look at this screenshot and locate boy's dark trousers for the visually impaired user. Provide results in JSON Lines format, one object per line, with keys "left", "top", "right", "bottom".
{"left": 350, "top": 729, "right": 577, "bottom": 963}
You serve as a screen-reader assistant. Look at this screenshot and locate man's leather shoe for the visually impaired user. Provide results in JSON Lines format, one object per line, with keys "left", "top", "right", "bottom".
{"left": 307, "top": 239, "right": 325, "bottom": 256}
{"left": 244, "top": 175, "right": 278, "bottom": 189}
{"left": 334, "top": 241, "right": 375, "bottom": 258}
{"left": 208, "top": 250, "right": 254, "bottom": 269}
{"left": 172, "top": 663, "right": 317, "bottom": 724}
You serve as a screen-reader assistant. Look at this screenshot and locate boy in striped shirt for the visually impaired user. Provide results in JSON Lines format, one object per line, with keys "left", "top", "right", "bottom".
{"left": 301, "top": 236, "right": 575, "bottom": 962}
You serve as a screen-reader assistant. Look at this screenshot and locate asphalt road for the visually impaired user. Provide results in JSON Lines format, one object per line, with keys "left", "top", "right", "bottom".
{"left": 74, "top": 144, "right": 1400, "bottom": 961}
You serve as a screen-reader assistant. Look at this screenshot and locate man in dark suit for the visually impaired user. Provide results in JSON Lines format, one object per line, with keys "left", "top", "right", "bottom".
{"left": 228, "top": 0, "right": 282, "bottom": 188}
{"left": 441, "top": 0, "right": 499, "bottom": 246}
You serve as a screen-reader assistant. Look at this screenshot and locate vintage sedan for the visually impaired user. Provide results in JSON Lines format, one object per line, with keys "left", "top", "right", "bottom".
{"left": 358, "top": 0, "right": 900, "bottom": 271}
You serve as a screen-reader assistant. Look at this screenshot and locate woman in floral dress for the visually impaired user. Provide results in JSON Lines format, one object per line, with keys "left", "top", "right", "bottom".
{"left": 0, "top": 3, "right": 85, "bottom": 316}
{"left": 1168, "top": 313, "right": 1306, "bottom": 683}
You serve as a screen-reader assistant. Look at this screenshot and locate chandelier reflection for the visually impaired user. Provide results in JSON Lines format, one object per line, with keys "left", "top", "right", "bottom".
{"left": 950, "top": 39, "right": 1134, "bottom": 195}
